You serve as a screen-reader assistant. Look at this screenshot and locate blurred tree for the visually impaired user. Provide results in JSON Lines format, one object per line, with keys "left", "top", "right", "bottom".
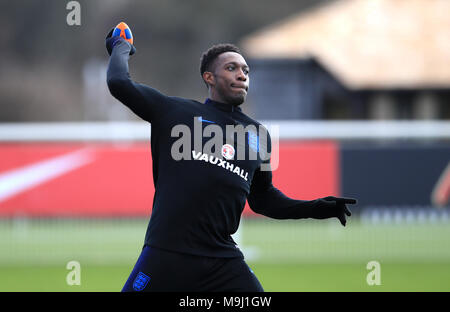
{"left": 0, "top": 0, "right": 325, "bottom": 121}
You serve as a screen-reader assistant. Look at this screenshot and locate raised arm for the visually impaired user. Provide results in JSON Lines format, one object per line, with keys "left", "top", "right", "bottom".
{"left": 106, "top": 37, "right": 173, "bottom": 123}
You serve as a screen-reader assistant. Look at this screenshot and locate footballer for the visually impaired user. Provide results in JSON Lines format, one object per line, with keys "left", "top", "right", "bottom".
{"left": 105, "top": 25, "right": 357, "bottom": 292}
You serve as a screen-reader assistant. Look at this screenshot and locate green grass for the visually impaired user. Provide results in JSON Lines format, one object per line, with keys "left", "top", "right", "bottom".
{"left": 0, "top": 217, "right": 449, "bottom": 291}
{"left": 250, "top": 262, "right": 450, "bottom": 292}
{"left": 2, "top": 262, "right": 449, "bottom": 292}
{"left": 0, "top": 265, "right": 132, "bottom": 292}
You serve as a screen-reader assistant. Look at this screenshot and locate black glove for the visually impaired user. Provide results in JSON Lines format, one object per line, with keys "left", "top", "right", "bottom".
{"left": 105, "top": 28, "right": 136, "bottom": 56}
{"left": 312, "top": 196, "right": 356, "bottom": 226}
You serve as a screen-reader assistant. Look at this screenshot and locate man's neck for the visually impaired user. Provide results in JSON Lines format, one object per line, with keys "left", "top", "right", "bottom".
{"left": 208, "top": 93, "right": 243, "bottom": 107}
{"left": 208, "top": 92, "right": 228, "bottom": 105}
{"left": 204, "top": 98, "right": 242, "bottom": 113}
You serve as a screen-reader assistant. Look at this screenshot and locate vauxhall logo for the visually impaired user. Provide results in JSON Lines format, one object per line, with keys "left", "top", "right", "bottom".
{"left": 191, "top": 150, "right": 249, "bottom": 181}
{"left": 170, "top": 117, "right": 279, "bottom": 175}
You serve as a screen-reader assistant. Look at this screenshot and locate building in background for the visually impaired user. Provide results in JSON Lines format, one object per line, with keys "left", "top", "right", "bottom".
{"left": 240, "top": 0, "right": 450, "bottom": 120}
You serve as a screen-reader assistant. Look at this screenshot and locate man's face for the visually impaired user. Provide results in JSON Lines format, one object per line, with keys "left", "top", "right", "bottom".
{"left": 209, "top": 52, "right": 250, "bottom": 106}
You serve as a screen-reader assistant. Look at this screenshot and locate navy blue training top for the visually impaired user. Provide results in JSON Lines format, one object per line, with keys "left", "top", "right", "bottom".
{"left": 107, "top": 39, "right": 322, "bottom": 258}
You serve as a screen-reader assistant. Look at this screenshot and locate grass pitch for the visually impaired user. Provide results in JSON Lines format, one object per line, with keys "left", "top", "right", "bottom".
{"left": 0, "top": 217, "right": 449, "bottom": 292}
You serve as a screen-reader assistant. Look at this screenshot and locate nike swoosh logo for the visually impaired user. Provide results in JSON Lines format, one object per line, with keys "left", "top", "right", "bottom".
{"left": 198, "top": 117, "right": 216, "bottom": 124}
{"left": 0, "top": 149, "right": 95, "bottom": 203}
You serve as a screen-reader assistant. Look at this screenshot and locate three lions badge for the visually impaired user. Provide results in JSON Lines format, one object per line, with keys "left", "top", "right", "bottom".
{"left": 133, "top": 272, "right": 150, "bottom": 291}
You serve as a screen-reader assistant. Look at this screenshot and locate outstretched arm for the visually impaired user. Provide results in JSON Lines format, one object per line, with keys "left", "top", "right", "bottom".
{"left": 248, "top": 162, "right": 356, "bottom": 226}
{"left": 106, "top": 37, "right": 173, "bottom": 123}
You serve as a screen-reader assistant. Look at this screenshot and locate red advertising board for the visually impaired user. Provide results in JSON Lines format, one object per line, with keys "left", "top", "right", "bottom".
{"left": 0, "top": 141, "right": 338, "bottom": 217}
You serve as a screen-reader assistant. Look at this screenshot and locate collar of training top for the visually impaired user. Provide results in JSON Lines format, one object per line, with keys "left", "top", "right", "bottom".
{"left": 204, "top": 98, "right": 242, "bottom": 113}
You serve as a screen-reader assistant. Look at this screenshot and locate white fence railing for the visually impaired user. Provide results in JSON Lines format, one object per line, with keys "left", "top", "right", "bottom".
{"left": 0, "top": 121, "right": 449, "bottom": 141}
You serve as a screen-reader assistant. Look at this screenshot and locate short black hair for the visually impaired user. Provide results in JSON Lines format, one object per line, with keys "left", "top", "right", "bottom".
{"left": 200, "top": 43, "right": 242, "bottom": 78}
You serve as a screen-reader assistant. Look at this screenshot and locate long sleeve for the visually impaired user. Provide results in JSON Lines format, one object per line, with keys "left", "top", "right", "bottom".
{"left": 106, "top": 39, "right": 173, "bottom": 123}
{"left": 247, "top": 162, "right": 321, "bottom": 219}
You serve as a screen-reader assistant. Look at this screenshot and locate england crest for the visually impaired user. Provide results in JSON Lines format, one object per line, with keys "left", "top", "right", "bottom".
{"left": 133, "top": 272, "right": 150, "bottom": 291}
{"left": 248, "top": 131, "right": 259, "bottom": 152}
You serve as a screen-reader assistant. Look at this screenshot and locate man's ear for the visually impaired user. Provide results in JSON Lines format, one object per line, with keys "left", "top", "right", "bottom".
{"left": 202, "top": 71, "right": 215, "bottom": 88}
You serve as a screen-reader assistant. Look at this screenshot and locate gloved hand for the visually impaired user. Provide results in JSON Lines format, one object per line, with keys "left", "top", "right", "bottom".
{"left": 105, "top": 28, "right": 136, "bottom": 56}
{"left": 313, "top": 196, "right": 356, "bottom": 226}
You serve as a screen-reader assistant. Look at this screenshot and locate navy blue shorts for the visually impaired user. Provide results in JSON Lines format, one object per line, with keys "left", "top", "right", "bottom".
{"left": 122, "top": 246, "right": 264, "bottom": 292}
